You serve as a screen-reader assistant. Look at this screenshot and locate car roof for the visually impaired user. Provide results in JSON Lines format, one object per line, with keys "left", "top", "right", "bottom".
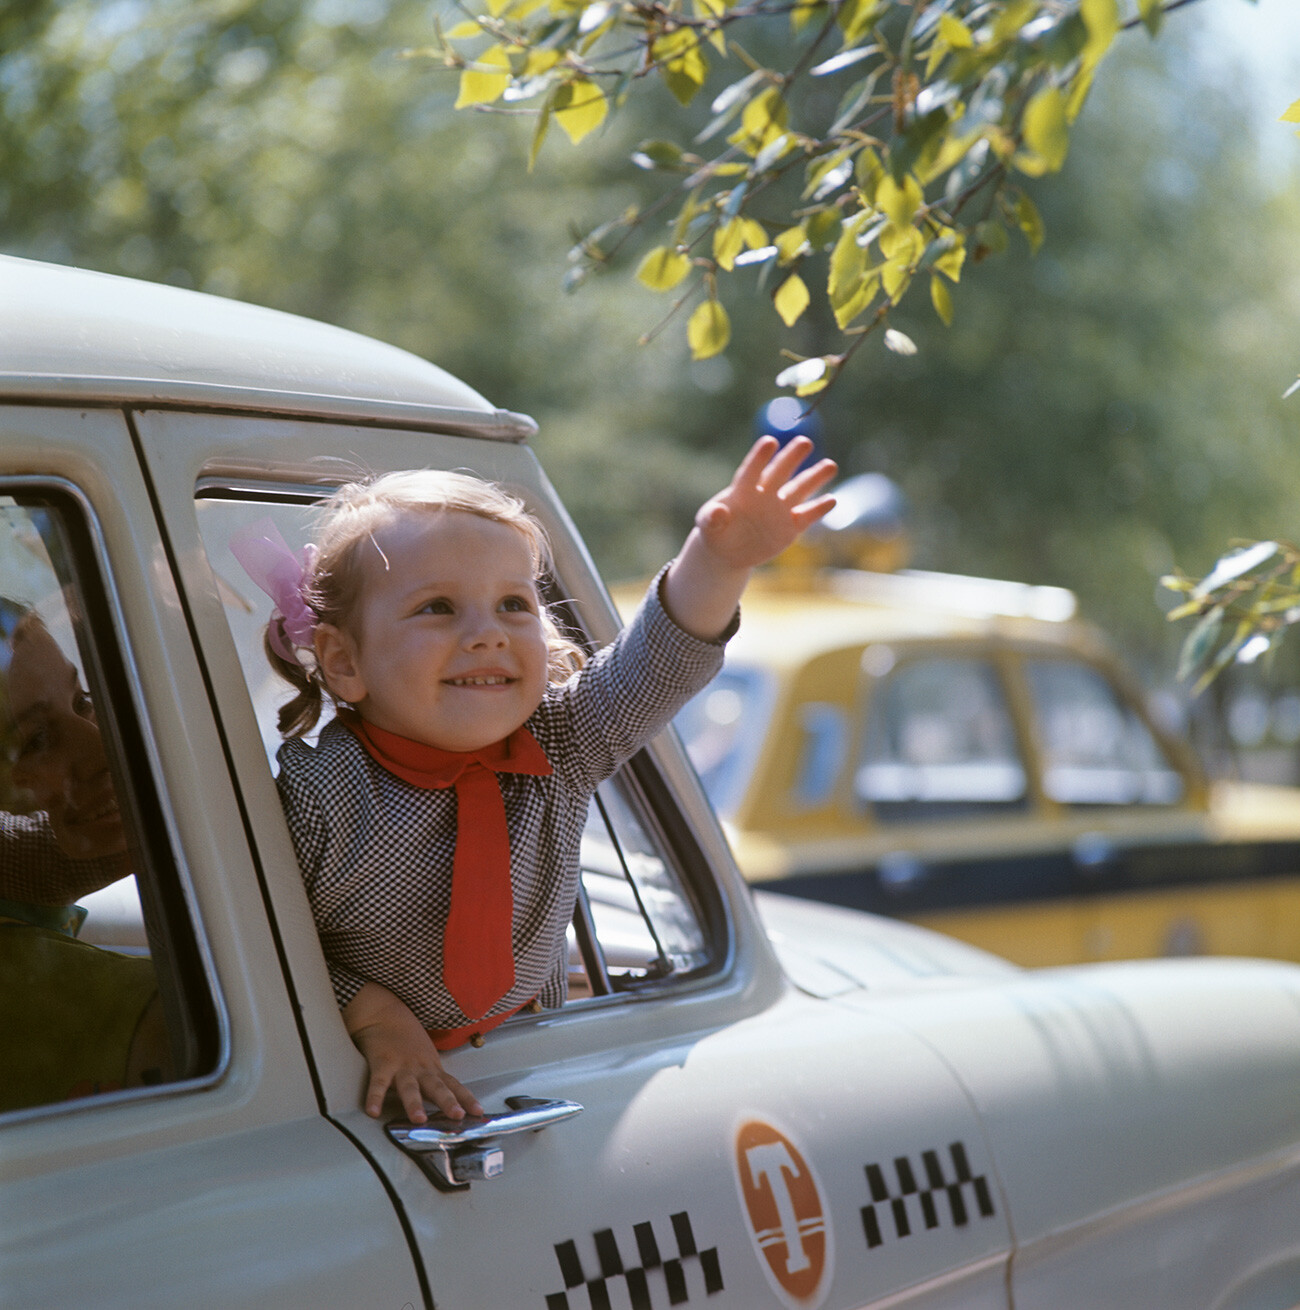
{"left": 0, "top": 255, "right": 534, "bottom": 440}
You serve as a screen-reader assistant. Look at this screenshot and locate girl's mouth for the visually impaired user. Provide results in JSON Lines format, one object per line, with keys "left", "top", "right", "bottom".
{"left": 444, "top": 675, "right": 513, "bottom": 687}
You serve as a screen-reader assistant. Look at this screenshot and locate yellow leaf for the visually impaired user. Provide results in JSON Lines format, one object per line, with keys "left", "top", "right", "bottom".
{"left": 1079, "top": 0, "right": 1119, "bottom": 70}
{"left": 1281, "top": 99, "right": 1300, "bottom": 124}
{"left": 930, "top": 274, "right": 953, "bottom": 325}
{"left": 730, "top": 87, "right": 788, "bottom": 155}
{"left": 796, "top": 372, "right": 830, "bottom": 397}
{"left": 879, "top": 223, "right": 923, "bottom": 265}
{"left": 653, "top": 29, "right": 710, "bottom": 106}
{"left": 776, "top": 224, "right": 810, "bottom": 265}
{"left": 881, "top": 259, "right": 910, "bottom": 302}
{"left": 554, "top": 78, "right": 607, "bottom": 144}
{"left": 528, "top": 99, "right": 551, "bottom": 171}
{"left": 446, "top": 21, "right": 483, "bottom": 38}
{"left": 455, "top": 46, "right": 512, "bottom": 108}
{"left": 524, "top": 49, "right": 562, "bottom": 77}
{"left": 637, "top": 246, "right": 692, "bottom": 290}
{"left": 774, "top": 273, "right": 810, "bottom": 327}
{"left": 688, "top": 299, "right": 731, "bottom": 359}
{"left": 694, "top": 0, "right": 728, "bottom": 54}
{"left": 828, "top": 215, "right": 868, "bottom": 311}
{"left": 837, "top": 0, "right": 883, "bottom": 46}
{"left": 713, "top": 219, "right": 746, "bottom": 272}
{"left": 855, "top": 148, "right": 885, "bottom": 202}
{"left": 741, "top": 218, "right": 768, "bottom": 250}
{"left": 1015, "top": 194, "right": 1045, "bottom": 253}
{"left": 938, "top": 12, "right": 974, "bottom": 48}
{"left": 992, "top": 0, "right": 1037, "bottom": 43}
{"left": 1019, "top": 85, "right": 1069, "bottom": 174}
{"left": 877, "top": 173, "right": 923, "bottom": 227}
{"left": 933, "top": 232, "right": 966, "bottom": 282}
{"left": 791, "top": 0, "right": 820, "bottom": 32}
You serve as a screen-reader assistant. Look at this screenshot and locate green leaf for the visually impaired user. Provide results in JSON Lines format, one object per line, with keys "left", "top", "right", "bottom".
{"left": 632, "top": 140, "right": 684, "bottom": 169}
{"left": 1177, "top": 607, "right": 1224, "bottom": 682}
{"left": 688, "top": 298, "right": 731, "bottom": 359}
{"left": 528, "top": 96, "right": 552, "bottom": 171}
{"left": 637, "top": 246, "right": 691, "bottom": 290}
{"left": 774, "top": 273, "right": 810, "bottom": 326}
{"left": 1137, "top": 0, "right": 1163, "bottom": 37}
{"left": 554, "top": 78, "right": 607, "bottom": 144}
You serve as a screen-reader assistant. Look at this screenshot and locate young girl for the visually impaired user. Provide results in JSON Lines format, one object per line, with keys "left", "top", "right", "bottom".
{"left": 235, "top": 435, "right": 835, "bottom": 1125}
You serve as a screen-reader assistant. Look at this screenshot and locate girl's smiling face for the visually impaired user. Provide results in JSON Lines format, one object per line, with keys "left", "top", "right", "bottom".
{"left": 314, "top": 509, "right": 551, "bottom": 752}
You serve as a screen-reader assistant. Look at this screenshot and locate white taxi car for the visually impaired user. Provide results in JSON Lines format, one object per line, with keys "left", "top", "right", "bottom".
{"left": 2, "top": 254, "right": 1300, "bottom": 1310}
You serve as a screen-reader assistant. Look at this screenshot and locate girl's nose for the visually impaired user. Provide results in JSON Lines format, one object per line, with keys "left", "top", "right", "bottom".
{"left": 464, "top": 609, "right": 508, "bottom": 648}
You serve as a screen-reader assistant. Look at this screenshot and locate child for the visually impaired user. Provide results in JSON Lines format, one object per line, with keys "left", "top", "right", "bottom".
{"left": 235, "top": 435, "right": 835, "bottom": 1125}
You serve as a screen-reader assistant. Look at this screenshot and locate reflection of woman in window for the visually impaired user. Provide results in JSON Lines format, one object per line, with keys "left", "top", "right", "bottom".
{"left": 0, "top": 603, "right": 169, "bottom": 1112}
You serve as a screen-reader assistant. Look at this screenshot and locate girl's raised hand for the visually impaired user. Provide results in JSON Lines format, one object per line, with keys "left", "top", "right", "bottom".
{"left": 695, "top": 435, "right": 837, "bottom": 571}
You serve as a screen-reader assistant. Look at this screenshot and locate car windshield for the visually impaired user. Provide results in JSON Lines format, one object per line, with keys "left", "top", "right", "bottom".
{"left": 674, "top": 665, "right": 775, "bottom": 816}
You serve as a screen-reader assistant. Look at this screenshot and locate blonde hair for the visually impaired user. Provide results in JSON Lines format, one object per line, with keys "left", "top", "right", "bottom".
{"left": 270, "top": 469, "right": 586, "bottom": 737}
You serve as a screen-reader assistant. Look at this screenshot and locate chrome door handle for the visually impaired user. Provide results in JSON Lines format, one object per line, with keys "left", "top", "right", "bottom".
{"left": 387, "top": 1095, "right": 583, "bottom": 1191}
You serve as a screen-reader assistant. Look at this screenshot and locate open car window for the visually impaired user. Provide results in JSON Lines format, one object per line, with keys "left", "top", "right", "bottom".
{"left": 0, "top": 489, "right": 218, "bottom": 1118}
{"left": 195, "top": 487, "right": 716, "bottom": 1007}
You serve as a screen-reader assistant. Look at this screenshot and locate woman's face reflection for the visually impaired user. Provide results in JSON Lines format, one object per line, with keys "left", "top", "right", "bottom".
{"left": 8, "top": 618, "right": 126, "bottom": 862}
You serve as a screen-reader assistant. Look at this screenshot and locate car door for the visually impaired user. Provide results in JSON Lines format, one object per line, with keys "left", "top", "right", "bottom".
{"left": 137, "top": 407, "right": 1015, "bottom": 1310}
{"left": 0, "top": 406, "right": 424, "bottom": 1308}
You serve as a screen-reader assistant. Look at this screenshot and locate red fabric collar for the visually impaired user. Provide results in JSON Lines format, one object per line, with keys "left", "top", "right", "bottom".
{"left": 339, "top": 710, "right": 552, "bottom": 788}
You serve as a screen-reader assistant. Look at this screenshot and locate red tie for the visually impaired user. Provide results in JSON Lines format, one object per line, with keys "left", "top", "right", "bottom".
{"left": 340, "top": 711, "right": 553, "bottom": 1021}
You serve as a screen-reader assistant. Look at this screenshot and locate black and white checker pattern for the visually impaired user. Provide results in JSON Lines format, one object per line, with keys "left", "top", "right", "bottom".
{"left": 275, "top": 569, "right": 727, "bottom": 1031}
{"left": 545, "top": 1211, "right": 724, "bottom": 1309}
{"left": 860, "top": 1141, "right": 996, "bottom": 1249}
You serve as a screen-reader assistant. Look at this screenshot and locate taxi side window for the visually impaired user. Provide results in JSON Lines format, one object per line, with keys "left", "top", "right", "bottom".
{"left": 0, "top": 492, "right": 218, "bottom": 1118}
{"left": 857, "top": 655, "right": 1029, "bottom": 821}
{"left": 196, "top": 491, "right": 717, "bottom": 1006}
{"left": 1024, "top": 658, "right": 1184, "bottom": 806}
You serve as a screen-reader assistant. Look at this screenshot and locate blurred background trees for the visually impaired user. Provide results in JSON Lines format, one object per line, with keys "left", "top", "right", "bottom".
{"left": 3, "top": 0, "right": 1299, "bottom": 768}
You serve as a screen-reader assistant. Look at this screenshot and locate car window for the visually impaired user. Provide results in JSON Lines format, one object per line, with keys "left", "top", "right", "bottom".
{"left": 0, "top": 490, "right": 218, "bottom": 1117}
{"left": 856, "top": 655, "right": 1028, "bottom": 821}
{"left": 1024, "top": 658, "right": 1184, "bottom": 806}
{"left": 673, "top": 664, "right": 775, "bottom": 816}
{"left": 195, "top": 489, "right": 715, "bottom": 1005}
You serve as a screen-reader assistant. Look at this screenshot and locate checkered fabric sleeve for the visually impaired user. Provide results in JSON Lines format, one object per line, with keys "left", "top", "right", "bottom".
{"left": 0, "top": 810, "right": 127, "bottom": 908}
{"left": 539, "top": 565, "right": 736, "bottom": 796}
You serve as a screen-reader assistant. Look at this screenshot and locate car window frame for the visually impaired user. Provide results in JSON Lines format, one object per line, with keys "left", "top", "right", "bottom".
{"left": 192, "top": 476, "right": 732, "bottom": 1021}
{"left": 0, "top": 475, "right": 226, "bottom": 1124}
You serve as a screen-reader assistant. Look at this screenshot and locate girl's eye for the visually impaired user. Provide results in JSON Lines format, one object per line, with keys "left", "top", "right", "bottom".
{"left": 500, "top": 595, "right": 534, "bottom": 614}
{"left": 420, "top": 598, "right": 455, "bottom": 616}
{"left": 73, "top": 689, "right": 95, "bottom": 721}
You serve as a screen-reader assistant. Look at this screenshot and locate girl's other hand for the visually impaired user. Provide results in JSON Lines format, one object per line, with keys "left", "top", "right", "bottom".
{"left": 343, "top": 981, "right": 484, "bottom": 1123}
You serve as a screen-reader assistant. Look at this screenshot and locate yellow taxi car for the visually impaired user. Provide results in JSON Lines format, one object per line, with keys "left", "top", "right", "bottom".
{"left": 643, "top": 475, "right": 1300, "bottom": 969}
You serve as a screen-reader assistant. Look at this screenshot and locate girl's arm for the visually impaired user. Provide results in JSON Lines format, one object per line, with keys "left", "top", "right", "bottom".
{"left": 661, "top": 435, "right": 836, "bottom": 641}
{"left": 343, "top": 980, "right": 483, "bottom": 1123}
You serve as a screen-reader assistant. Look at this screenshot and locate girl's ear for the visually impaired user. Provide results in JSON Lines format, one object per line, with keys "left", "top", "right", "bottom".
{"left": 314, "top": 623, "right": 366, "bottom": 705}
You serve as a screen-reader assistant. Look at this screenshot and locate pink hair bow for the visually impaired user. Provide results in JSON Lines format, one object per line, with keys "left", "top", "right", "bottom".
{"left": 229, "top": 518, "right": 319, "bottom": 666}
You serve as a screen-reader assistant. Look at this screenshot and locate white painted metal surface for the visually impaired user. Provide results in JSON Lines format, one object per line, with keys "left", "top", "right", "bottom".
{"left": 3, "top": 257, "right": 1300, "bottom": 1309}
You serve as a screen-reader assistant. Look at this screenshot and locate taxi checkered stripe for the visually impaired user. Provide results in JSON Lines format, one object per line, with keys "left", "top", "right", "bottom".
{"left": 545, "top": 1211, "right": 724, "bottom": 1309}
{"left": 860, "top": 1141, "right": 996, "bottom": 1248}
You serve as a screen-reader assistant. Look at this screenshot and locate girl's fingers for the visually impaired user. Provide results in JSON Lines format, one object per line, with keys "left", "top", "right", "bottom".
{"left": 757, "top": 435, "right": 814, "bottom": 489}
{"left": 792, "top": 493, "right": 838, "bottom": 527}
{"left": 733, "top": 436, "right": 781, "bottom": 492}
{"left": 780, "top": 458, "right": 838, "bottom": 504}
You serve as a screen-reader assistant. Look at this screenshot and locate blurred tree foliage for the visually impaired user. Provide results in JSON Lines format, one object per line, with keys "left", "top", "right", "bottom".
{"left": 2, "top": 0, "right": 1298, "bottom": 694}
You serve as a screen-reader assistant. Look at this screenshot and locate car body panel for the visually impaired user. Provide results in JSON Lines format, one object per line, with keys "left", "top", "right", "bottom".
{"left": 2, "top": 256, "right": 1300, "bottom": 1309}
